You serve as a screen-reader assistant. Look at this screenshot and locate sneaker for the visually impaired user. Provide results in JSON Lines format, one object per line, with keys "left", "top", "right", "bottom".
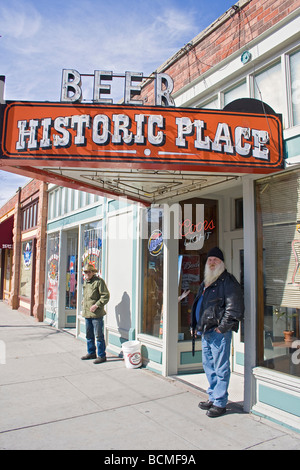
{"left": 206, "top": 405, "right": 226, "bottom": 418}
{"left": 81, "top": 353, "right": 96, "bottom": 360}
{"left": 93, "top": 356, "right": 107, "bottom": 364}
{"left": 198, "top": 400, "right": 214, "bottom": 410}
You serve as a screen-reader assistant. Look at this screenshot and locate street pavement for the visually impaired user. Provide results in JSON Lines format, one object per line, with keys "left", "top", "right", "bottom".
{"left": 0, "top": 301, "right": 299, "bottom": 452}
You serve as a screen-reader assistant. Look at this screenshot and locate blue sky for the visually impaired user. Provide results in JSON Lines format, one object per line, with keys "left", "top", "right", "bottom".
{"left": 0, "top": 0, "right": 236, "bottom": 205}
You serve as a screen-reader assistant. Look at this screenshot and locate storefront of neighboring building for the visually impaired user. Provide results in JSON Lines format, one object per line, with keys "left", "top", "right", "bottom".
{"left": 0, "top": 180, "right": 48, "bottom": 321}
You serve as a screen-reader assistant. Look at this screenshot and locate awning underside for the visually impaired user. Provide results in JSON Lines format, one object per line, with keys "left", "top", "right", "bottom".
{"left": 0, "top": 215, "right": 13, "bottom": 248}
{"left": 0, "top": 164, "right": 241, "bottom": 205}
{"left": 41, "top": 167, "right": 240, "bottom": 203}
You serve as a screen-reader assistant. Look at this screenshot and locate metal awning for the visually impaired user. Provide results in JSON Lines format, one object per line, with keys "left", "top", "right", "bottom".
{"left": 0, "top": 215, "right": 13, "bottom": 248}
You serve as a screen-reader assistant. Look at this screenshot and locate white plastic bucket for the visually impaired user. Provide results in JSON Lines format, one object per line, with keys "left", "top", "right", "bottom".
{"left": 122, "top": 340, "right": 142, "bottom": 369}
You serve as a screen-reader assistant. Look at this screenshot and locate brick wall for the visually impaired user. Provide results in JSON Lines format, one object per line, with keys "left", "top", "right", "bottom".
{"left": 141, "top": 0, "right": 300, "bottom": 103}
{"left": 0, "top": 193, "right": 17, "bottom": 219}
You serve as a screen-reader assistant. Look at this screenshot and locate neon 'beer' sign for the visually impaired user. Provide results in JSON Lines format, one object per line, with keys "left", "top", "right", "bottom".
{"left": 60, "top": 69, "right": 175, "bottom": 106}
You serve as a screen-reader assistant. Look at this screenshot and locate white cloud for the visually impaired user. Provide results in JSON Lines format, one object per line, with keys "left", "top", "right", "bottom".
{"left": 0, "top": 0, "right": 200, "bottom": 101}
{"left": 0, "top": 1, "right": 41, "bottom": 39}
{"left": 0, "top": 171, "right": 30, "bottom": 206}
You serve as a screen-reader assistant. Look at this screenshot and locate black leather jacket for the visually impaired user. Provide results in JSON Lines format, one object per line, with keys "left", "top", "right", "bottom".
{"left": 191, "top": 270, "right": 244, "bottom": 334}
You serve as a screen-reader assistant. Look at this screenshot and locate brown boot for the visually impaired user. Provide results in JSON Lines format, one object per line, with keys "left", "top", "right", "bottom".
{"left": 81, "top": 353, "right": 97, "bottom": 360}
{"left": 93, "top": 356, "right": 107, "bottom": 364}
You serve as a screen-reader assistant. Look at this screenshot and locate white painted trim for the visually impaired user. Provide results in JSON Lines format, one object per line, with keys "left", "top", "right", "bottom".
{"left": 242, "top": 175, "right": 257, "bottom": 412}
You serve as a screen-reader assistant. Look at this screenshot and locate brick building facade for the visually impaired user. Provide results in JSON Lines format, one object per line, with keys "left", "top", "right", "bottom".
{"left": 0, "top": 179, "right": 48, "bottom": 321}
{"left": 140, "top": 0, "right": 300, "bottom": 103}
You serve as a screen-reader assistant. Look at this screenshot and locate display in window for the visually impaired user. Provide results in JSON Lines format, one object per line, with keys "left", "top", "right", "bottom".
{"left": 256, "top": 169, "right": 300, "bottom": 377}
{"left": 20, "top": 240, "right": 34, "bottom": 298}
{"left": 66, "top": 254, "right": 77, "bottom": 309}
{"left": 23, "top": 242, "right": 32, "bottom": 269}
{"left": 148, "top": 229, "right": 163, "bottom": 257}
{"left": 46, "top": 233, "right": 59, "bottom": 316}
{"left": 141, "top": 208, "right": 164, "bottom": 338}
{"left": 82, "top": 222, "right": 102, "bottom": 276}
{"left": 178, "top": 198, "right": 218, "bottom": 341}
{"left": 65, "top": 230, "right": 78, "bottom": 312}
{"left": 178, "top": 255, "right": 200, "bottom": 340}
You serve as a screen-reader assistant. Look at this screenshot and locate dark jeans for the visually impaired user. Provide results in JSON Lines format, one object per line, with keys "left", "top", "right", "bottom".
{"left": 85, "top": 317, "right": 106, "bottom": 358}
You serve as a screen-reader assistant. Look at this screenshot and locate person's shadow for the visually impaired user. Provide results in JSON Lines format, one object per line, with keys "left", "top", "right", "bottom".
{"left": 115, "top": 291, "right": 131, "bottom": 334}
{"left": 114, "top": 292, "right": 131, "bottom": 359}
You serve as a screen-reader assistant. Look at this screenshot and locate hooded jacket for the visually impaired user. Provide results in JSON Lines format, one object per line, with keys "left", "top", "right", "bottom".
{"left": 191, "top": 269, "right": 244, "bottom": 335}
{"left": 82, "top": 275, "right": 110, "bottom": 318}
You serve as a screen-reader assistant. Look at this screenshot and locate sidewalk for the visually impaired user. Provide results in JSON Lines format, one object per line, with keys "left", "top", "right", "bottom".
{"left": 0, "top": 301, "right": 299, "bottom": 451}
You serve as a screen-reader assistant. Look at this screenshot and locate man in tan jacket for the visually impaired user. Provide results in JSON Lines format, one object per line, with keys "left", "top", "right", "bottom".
{"left": 81, "top": 263, "right": 110, "bottom": 364}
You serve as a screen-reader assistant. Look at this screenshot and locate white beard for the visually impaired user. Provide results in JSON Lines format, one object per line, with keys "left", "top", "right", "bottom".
{"left": 204, "top": 261, "right": 225, "bottom": 287}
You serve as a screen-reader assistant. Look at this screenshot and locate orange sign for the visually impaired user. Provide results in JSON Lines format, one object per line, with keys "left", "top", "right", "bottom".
{"left": 0, "top": 101, "right": 283, "bottom": 173}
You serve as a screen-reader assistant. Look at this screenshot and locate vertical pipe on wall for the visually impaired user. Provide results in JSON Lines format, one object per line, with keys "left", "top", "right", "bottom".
{"left": 243, "top": 175, "right": 257, "bottom": 412}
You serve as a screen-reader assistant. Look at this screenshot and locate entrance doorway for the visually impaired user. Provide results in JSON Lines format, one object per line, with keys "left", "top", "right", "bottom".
{"left": 178, "top": 197, "right": 218, "bottom": 343}
{"left": 19, "top": 238, "right": 36, "bottom": 316}
{"left": 175, "top": 215, "right": 244, "bottom": 405}
{"left": 64, "top": 229, "right": 78, "bottom": 330}
{"left": 175, "top": 237, "right": 245, "bottom": 405}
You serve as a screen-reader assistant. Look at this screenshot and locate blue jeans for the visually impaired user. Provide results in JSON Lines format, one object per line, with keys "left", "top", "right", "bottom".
{"left": 85, "top": 318, "right": 106, "bottom": 358}
{"left": 201, "top": 330, "right": 232, "bottom": 408}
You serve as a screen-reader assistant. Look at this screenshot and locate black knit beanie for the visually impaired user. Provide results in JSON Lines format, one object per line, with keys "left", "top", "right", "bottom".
{"left": 207, "top": 246, "right": 224, "bottom": 261}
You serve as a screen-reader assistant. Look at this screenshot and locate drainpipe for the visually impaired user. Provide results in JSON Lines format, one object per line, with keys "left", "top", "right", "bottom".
{"left": 243, "top": 176, "right": 257, "bottom": 412}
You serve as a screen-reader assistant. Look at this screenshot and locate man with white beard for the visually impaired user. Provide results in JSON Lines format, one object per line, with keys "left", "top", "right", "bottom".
{"left": 191, "top": 247, "right": 244, "bottom": 417}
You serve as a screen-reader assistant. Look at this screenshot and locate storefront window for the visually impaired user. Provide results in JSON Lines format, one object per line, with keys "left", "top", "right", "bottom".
{"left": 200, "top": 96, "right": 219, "bottom": 109}
{"left": 20, "top": 240, "right": 34, "bottom": 298}
{"left": 256, "top": 169, "right": 300, "bottom": 377}
{"left": 290, "top": 49, "right": 300, "bottom": 126}
{"left": 81, "top": 221, "right": 102, "bottom": 277}
{"left": 46, "top": 233, "right": 60, "bottom": 314}
{"left": 178, "top": 198, "right": 218, "bottom": 340}
{"left": 224, "top": 81, "right": 248, "bottom": 107}
{"left": 141, "top": 207, "right": 164, "bottom": 338}
{"left": 254, "top": 62, "right": 284, "bottom": 119}
{"left": 4, "top": 249, "right": 12, "bottom": 294}
{"left": 66, "top": 230, "right": 78, "bottom": 310}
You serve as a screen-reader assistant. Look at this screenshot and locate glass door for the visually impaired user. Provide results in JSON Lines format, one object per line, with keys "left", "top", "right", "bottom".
{"left": 178, "top": 198, "right": 218, "bottom": 343}
{"left": 3, "top": 249, "right": 12, "bottom": 300}
{"left": 19, "top": 239, "right": 36, "bottom": 315}
{"left": 65, "top": 229, "right": 78, "bottom": 328}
